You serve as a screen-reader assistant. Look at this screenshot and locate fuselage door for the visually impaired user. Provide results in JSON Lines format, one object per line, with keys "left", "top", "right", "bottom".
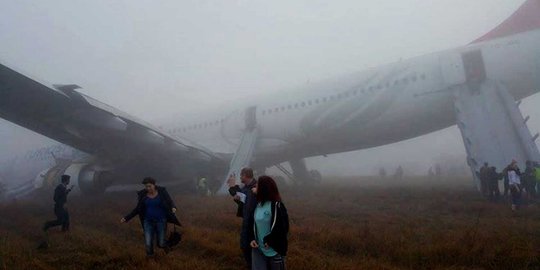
{"left": 439, "top": 51, "right": 466, "bottom": 86}
{"left": 245, "top": 106, "right": 257, "bottom": 131}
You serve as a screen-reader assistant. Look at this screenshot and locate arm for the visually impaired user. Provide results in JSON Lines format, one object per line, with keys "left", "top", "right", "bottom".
{"left": 162, "top": 188, "right": 177, "bottom": 210}
{"left": 123, "top": 194, "right": 141, "bottom": 222}
{"left": 228, "top": 185, "right": 241, "bottom": 196}
{"left": 263, "top": 202, "right": 289, "bottom": 246}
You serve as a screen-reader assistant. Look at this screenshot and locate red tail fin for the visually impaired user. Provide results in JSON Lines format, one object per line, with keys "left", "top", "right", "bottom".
{"left": 472, "top": 0, "right": 540, "bottom": 44}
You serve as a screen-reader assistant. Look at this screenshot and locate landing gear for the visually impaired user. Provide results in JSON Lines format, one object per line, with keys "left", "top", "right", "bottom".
{"left": 289, "top": 159, "right": 322, "bottom": 184}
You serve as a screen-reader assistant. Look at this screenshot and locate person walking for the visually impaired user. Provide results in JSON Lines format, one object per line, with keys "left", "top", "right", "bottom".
{"left": 227, "top": 168, "right": 258, "bottom": 269}
{"left": 479, "top": 162, "right": 490, "bottom": 196}
{"left": 43, "top": 175, "right": 73, "bottom": 232}
{"left": 507, "top": 160, "right": 522, "bottom": 211}
{"left": 121, "top": 177, "right": 180, "bottom": 257}
{"left": 524, "top": 161, "right": 536, "bottom": 200}
{"left": 487, "top": 166, "right": 501, "bottom": 201}
{"left": 248, "top": 176, "right": 289, "bottom": 270}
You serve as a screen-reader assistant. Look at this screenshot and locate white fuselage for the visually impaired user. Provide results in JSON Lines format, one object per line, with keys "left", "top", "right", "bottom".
{"left": 163, "top": 30, "right": 540, "bottom": 167}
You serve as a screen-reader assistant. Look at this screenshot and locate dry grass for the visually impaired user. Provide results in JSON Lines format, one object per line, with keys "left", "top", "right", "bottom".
{"left": 1, "top": 176, "right": 540, "bottom": 269}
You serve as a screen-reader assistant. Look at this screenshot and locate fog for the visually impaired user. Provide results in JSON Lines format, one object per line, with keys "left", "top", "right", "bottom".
{"left": 1, "top": 0, "right": 539, "bottom": 176}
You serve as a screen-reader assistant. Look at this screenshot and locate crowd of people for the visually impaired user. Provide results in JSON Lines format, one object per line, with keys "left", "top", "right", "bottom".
{"left": 41, "top": 168, "right": 289, "bottom": 270}
{"left": 478, "top": 159, "right": 540, "bottom": 211}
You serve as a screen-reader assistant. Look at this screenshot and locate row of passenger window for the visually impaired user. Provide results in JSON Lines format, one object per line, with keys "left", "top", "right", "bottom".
{"left": 261, "top": 73, "right": 426, "bottom": 116}
{"left": 168, "top": 73, "right": 426, "bottom": 134}
{"left": 168, "top": 119, "right": 225, "bottom": 134}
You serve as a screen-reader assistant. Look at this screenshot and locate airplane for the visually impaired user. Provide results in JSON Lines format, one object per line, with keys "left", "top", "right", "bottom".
{"left": 1, "top": 0, "right": 540, "bottom": 196}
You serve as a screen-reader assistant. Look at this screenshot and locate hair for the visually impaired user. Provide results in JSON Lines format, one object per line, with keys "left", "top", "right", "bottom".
{"left": 61, "top": 175, "right": 71, "bottom": 184}
{"left": 240, "top": 168, "right": 254, "bottom": 178}
{"left": 142, "top": 177, "right": 156, "bottom": 185}
{"left": 256, "top": 175, "right": 281, "bottom": 203}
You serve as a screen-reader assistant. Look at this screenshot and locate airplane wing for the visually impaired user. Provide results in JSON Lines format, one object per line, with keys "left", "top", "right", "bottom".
{"left": 0, "top": 62, "right": 224, "bottom": 172}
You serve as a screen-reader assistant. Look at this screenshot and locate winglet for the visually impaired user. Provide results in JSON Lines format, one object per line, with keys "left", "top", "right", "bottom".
{"left": 53, "top": 84, "right": 82, "bottom": 94}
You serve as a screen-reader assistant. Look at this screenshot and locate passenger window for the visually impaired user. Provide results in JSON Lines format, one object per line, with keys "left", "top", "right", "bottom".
{"left": 308, "top": 100, "right": 312, "bottom": 105}
{"left": 420, "top": 74, "right": 426, "bottom": 80}
{"left": 288, "top": 105, "right": 292, "bottom": 109}
{"left": 274, "top": 108, "right": 279, "bottom": 113}
{"left": 322, "top": 97, "right": 327, "bottom": 102}
{"left": 315, "top": 99, "right": 319, "bottom": 104}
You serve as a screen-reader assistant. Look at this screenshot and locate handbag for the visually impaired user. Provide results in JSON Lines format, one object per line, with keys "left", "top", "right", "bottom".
{"left": 167, "top": 225, "right": 182, "bottom": 247}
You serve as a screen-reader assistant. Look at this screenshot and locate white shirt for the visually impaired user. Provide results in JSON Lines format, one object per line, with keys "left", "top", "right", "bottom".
{"left": 508, "top": 170, "right": 521, "bottom": 185}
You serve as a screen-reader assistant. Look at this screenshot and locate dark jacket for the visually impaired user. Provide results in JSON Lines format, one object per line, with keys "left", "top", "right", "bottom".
{"left": 248, "top": 201, "right": 289, "bottom": 256}
{"left": 53, "top": 184, "right": 71, "bottom": 207}
{"left": 124, "top": 186, "right": 181, "bottom": 227}
{"left": 229, "top": 179, "right": 257, "bottom": 248}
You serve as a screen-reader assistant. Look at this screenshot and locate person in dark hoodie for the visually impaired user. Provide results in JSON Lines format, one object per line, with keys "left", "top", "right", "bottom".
{"left": 43, "top": 175, "right": 73, "bottom": 232}
{"left": 228, "top": 168, "right": 258, "bottom": 269}
{"left": 121, "top": 177, "right": 180, "bottom": 257}
{"left": 248, "top": 175, "right": 289, "bottom": 270}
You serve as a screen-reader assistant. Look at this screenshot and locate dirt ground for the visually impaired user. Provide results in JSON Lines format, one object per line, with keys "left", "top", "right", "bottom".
{"left": 1, "top": 176, "right": 539, "bottom": 270}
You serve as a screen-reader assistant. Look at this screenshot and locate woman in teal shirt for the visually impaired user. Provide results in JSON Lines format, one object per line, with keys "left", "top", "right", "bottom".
{"left": 249, "top": 176, "right": 289, "bottom": 270}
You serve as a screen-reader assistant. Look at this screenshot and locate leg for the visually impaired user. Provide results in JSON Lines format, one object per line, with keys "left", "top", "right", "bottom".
{"left": 61, "top": 208, "right": 70, "bottom": 232}
{"left": 43, "top": 207, "right": 65, "bottom": 231}
{"left": 269, "top": 255, "right": 286, "bottom": 270}
{"left": 242, "top": 247, "right": 253, "bottom": 270}
{"left": 156, "top": 219, "right": 168, "bottom": 250}
{"left": 143, "top": 220, "right": 156, "bottom": 256}
{"left": 251, "top": 248, "right": 268, "bottom": 270}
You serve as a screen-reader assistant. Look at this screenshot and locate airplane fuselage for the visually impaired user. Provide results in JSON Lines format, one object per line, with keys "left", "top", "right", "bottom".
{"left": 165, "top": 30, "right": 540, "bottom": 168}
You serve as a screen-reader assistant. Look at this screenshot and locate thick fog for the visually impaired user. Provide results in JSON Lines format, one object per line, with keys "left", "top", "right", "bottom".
{"left": 1, "top": 0, "right": 539, "bottom": 176}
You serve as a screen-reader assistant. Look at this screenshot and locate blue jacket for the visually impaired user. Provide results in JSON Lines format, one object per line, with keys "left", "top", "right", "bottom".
{"left": 124, "top": 186, "right": 181, "bottom": 228}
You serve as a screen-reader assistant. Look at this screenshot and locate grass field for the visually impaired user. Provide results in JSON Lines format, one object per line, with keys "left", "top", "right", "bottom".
{"left": 1, "top": 176, "right": 540, "bottom": 270}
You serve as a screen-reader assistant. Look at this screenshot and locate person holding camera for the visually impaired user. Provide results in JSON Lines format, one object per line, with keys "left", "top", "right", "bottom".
{"left": 228, "top": 168, "right": 258, "bottom": 269}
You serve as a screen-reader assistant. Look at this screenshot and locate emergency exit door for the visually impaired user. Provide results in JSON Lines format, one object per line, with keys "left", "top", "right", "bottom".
{"left": 245, "top": 106, "right": 257, "bottom": 131}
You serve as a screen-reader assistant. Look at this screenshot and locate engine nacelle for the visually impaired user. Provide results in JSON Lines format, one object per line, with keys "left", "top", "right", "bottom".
{"left": 34, "top": 162, "right": 113, "bottom": 195}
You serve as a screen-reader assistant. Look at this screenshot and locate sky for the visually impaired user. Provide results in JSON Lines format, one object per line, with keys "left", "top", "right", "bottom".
{"left": 1, "top": 0, "right": 539, "bottom": 176}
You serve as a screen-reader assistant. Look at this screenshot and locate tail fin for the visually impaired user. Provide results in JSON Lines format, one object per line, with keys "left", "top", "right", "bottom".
{"left": 472, "top": 0, "right": 540, "bottom": 44}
